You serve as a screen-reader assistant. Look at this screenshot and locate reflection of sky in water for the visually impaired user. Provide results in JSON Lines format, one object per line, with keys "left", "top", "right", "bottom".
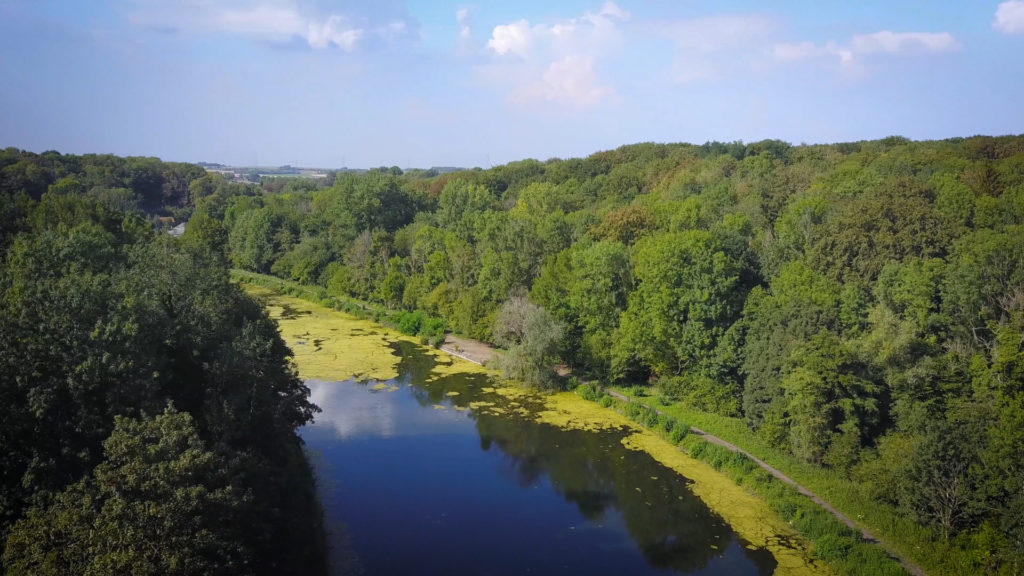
{"left": 305, "top": 380, "right": 474, "bottom": 440}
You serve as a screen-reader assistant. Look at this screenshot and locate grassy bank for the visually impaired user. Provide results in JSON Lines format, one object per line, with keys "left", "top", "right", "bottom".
{"left": 609, "top": 386, "right": 991, "bottom": 576}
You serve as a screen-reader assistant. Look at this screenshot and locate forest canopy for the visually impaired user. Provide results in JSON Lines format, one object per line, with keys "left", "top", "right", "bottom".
{"left": 0, "top": 151, "right": 326, "bottom": 574}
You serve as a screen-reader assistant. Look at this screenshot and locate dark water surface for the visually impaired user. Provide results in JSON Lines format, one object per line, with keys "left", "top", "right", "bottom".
{"left": 301, "top": 341, "right": 777, "bottom": 576}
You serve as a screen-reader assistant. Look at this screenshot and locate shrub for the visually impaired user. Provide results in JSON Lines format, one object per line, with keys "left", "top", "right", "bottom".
{"left": 418, "top": 316, "right": 447, "bottom": 346}
{"left": 624, "top": 401, "right": 645, "bottom": 421}
{"left": 657, "top": 374, "right": 740, "bottom": 417}
{"left": 397, "top": 310, "right": 424, "bottom": 336}
{"left": 669, "top": 426, "right": 688, "bottom": 444}
{"left": 577, "top": 383, "right": 603, "bottom": 403}
{"left": 643, "top": 408, "right": 661, "bottom": 429}
{"left": 660, "top": 416, "right": 675, "bottom": 433}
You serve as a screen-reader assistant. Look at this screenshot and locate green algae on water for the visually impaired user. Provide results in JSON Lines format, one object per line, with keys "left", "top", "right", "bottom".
{"left": 245, "top": 285, "right": 407, "bottom": 382}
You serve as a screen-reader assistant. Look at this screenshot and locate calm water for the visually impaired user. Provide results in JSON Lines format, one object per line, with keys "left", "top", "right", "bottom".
{"left": 301, "top": 341, "right": 778, "bottom": 576}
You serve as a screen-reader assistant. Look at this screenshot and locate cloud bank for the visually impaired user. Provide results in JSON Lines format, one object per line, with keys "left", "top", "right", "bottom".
{"left": 994, "top": 1, "right": 1024, "bottom": 34}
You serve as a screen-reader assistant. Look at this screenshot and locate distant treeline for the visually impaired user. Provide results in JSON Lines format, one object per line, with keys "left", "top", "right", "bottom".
{"left": 0, "top": 151, "right": 327, "bottom": 574}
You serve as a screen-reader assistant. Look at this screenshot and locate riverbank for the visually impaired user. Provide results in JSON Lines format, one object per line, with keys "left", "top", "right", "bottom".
{"left": 440, "top": 334, "right": 496, "bottom": 365}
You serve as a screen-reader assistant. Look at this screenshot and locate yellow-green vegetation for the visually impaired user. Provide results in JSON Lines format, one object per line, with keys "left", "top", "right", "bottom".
{"left": 245, "top": 284, "right": 407, "bottom": 382}
{"left": 534, "top": 392, "right": 828, "bottom": 575}
{"left": 535, "top": 391, "right": 630, "bottom": 432}
{"left": 424, "top": 354, "right": 494, "bottom": 381}
{"left": 244, "top": 283, "right": 488, "bottom": 383}
{"left": 615, "top": 390, "right": 931, "bottom": 575}
{"left": 620, "top": 433, "right": 828, "bottom": 576}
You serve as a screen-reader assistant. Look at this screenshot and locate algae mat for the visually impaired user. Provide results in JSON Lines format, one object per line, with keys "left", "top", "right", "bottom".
{"left": 242, "top": 284, "right": 490, "bottom": 382}
{"left": 534, "top": 391, "right": 831, "bottom": 576}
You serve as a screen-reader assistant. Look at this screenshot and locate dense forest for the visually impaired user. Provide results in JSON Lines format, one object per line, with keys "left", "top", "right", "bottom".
{"left": 0, "top": 150, "right": 326, "bottom": 574}
{"left": 2, "top": 136, "right": 1023, "bottom": 573}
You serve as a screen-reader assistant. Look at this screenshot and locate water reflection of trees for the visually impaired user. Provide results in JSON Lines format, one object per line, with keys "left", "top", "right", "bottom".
{"left": 474, "top": 416, "right": 776, "bottom": 574}
{"left": 394, "top": 341, "right": 777, "bottom": 575}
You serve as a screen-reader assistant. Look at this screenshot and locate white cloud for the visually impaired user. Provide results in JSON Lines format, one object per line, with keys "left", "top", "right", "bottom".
{"left": 994, "top": 0, "right": 1024, "bottom": 34}
{"left": 772, "top": 29, "right": 960, "bottom": 75}
{"left": 306, "top": 15, "right": 363, "bottom": 50}
{"left": 128, "top": 1, "right": 414, "bottom": 52}
{"left": 484, "top": 2, "right": 629, "bottom": 108}
{"left": 489, "top": 19, "right": 533, "bottom": 57}
{"left": 456, "top": 8, "right": 472, "bottom": 42}
{"left": 656, "top": 15, "right": 774, "bottom": 82}
{"left": 850, "top": 31, "right": 961, "bottom": 54}
{"left": 488, "top": 1, "right": 629, "bottom": 59}
{"left": 772, "top": 41, "right": 819, "bottom": 62}
{"left": 521, "top": 55, "right": 613, "bottom": 107}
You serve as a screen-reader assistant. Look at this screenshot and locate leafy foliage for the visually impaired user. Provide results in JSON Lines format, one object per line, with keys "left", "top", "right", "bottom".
{"left": 0, "top": 179, "right": 326, "bottom": 572}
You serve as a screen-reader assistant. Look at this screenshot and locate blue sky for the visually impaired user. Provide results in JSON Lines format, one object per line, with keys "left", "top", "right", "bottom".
{"left": 1, "top": 1, "right": 1023, "bottom": 168}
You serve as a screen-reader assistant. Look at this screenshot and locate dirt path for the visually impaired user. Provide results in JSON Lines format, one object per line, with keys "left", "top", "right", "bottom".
{"left": 440, "top": 334, "right": 495, "bottom": 365}
{"left": 605, "top": 390, "right": 926, "bottom": 576}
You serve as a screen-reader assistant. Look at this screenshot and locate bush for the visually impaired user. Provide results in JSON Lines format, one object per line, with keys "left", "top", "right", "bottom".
{"left": 418, "top": 316, "right": 447, "bottom": 346}
{"left": 660, "top": 416, "right": 675, "bottom": 433}
{"left": 657, "top": 374, "right": 740, "bottom": 417}
{"left": 624, "top": 401, "right": 645, "bottom": 421}
{"left": 643, "top": 408, "right": 661, "bottom": 429}
{"left": 669, "top": 426, "right": 688, "bottom": 444}
{"left": 577, "top": 383, "right": 603, "bottom": 403}
{"left": 629, "top": 385, "right": 649, "bottom": 397}
{"left": 599, "top": 395, "right": 613, "bottom": 407}
{"left": 397, "top": 310, "right": 424, "bottom": 336}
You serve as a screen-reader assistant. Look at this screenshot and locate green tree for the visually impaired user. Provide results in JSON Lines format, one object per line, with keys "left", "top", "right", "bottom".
{"left": 780, "top": 333, "right": 880, "bottom": 466}
{"left": 4, "top": 408, "right": 251, "bottom": 576}
{"left": 228, "top": 207, "right": 277, "bottom": 272}
{"left": 738, "top": 261, "right": 842, "bottom": 429}
{"left": 614, "top": 231, "right": 741, "bottom": 381}
{"left": 491, "top": 295, "right": 565, "bottom": 388}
